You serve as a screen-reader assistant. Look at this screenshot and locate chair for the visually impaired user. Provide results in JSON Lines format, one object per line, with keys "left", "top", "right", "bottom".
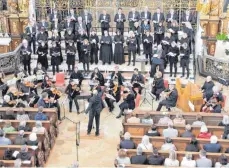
{"left": 55, "top": 73, "right": 65, "bottom": 87}
{"left": 164, "top": 80, "right": 168, "bottom": 88}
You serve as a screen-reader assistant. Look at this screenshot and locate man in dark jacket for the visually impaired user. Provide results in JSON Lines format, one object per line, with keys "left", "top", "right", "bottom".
{"left": 85, "top": 90, "right": 104, "bottom": 136}
{"left": 16, "top": 145, "right": 32, "bottom": 161}
{"left": 130, "top": 146, "right": 147, "bottom": 164}
{"left": 181, "top": 124, "right": 194, "bottom": 138}
{"left": 147, "top": 148, "right": 165, "bottom": 165}
{"left": 120, "top": 132, "right": 135, "bottom": 149}
{"left": 14, "top": 130, "right": 27, "bottom": 145}
{"left": 70, "top": 67, "right": 84, "bottom": 87}
{"left": 203, "top": 135, "right": 221, "bottom": 153}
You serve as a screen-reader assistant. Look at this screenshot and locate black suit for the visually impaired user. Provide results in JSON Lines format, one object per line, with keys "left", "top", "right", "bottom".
{"left": 152, "top": 12, "right": 165, "bottom": 30}
{"left": 120, "top": 140, "right": 135, "bottom": 149}
{"left": 166, "top": 12, "right": 178, "bottom": 28}
{"left": 25, "top": 26, "right": 36, "bottom": 54}
{"left": 128, "top": 11, "right": 140, "bottom": 31}
{"left": 81, "top": 13, "right": 93, "bottom": 36}
{"left": 182, "top": 13, "right": 194, "bottom": 23}
{"left": 75, "top": 22, "right": 87, "bottom": 34}
{"left": 99, "top": 14, "right": 111, "bottom": 35}
{"left": 131, "top": 155, "right": 147, "bottom": 164}
{"left": 140, "top": 11, "right": 151, "bottom": 25}
{"left": 21, "top": 46, "right": 32, "bottom": 75}
{"left": 147, "top": 155, "right": 165, "bottom": 165}
{"left": 152, "top": 77, "right": 165, "bottom": 100}
{"left": 114, "top": 13, "right": 126, "bottom": 35}
{"left": 64, "top": 21, "right": 75, "bottom": 34}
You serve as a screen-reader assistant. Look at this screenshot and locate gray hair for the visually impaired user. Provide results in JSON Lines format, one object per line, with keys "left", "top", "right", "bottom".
{"left": 210, "top": 135, "right": 218, "bottom": 144}
{"left": 222, "top": 115, "right": 229, "bottom": 125}
{"left": 137, "top": 146, "right": 143, "bottom": 155}
{"left": 199, "top": 149, "right": 206, "bottom": 157}
{"left": 124, "top": 132, "right": 131, "bottom": 140}
{"left": 38, "top": 106, "right": 44, "bottom": 112}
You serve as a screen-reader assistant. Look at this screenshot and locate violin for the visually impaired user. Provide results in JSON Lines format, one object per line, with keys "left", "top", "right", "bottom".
{"left": 72, "top": 84, "right": 80, "bottom": 91}
{"left": 13, "top": 91, "right": 24, "bottom": 97}
{"left": 25, "top": 81, "right": 35, "bottom": 88}
{"left": 52, "top": 89, "right": 62, "bottom": 96}
{"left": 8, "top": 100, "right": 17, "bottom": 105}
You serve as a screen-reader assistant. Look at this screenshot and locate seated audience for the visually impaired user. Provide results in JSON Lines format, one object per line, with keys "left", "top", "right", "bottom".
{"left": 147, "top": 148, "right": 165, "bottom": 165}
{"left": 145, "top": 125, "right": 160, "bottom": 137}
{"left": 161, "top": 137, "right": 177, "bottom": 151}
{"left": 138, "top": 135, "right": 153, "bottom": 151}
{"left": 196, "top": 149, "right": 212, "bottom": 167}
{"left": 127, "top": 114, "right": 140, "bottom": 123}
{"left": 16, "top": 108, "right": 30, "bottom": 121}
{"left": 34, "top": 106, "right": 48, "bottom": 121}
{"left": 180, "top": 153, "right": 196, "bottom": 167}
{"left": 218, "top": 115, "right": 229, "bottom": 126}
{"left": 18, "top": 121, "right": 31, "bottom": 132}
{"left": 158, "top": 113, "right": 172, "bottom": 125}
{"left": 3, "top": 109, "right": 15, "bottom": 120}
{"left": 14, "top": 130, "right": 27, "bottom": 145}
{"left": 140, "top": 112, "right": 153, "bottom": 124}
{"left": 164, "top": 150, "right": 179, "bottom": 167}
{"left": 185, "top": 138, "right": 199, "bottom": 152}
{"left": 27, "top": 132, "right": 38, "bottom": 146}
{"left": 197, "top": 125, "right": 211, "bottom": 139}
{"left": 173, "top": 114, "right": 185, "bottom": 125}
{"left": 16, "top": 145, "right": 32, "bottom": 161}
{"left": 203, "top": 135, "right": 221, "bottom": 153}
{"left": 181, "top": 124, "right": 194, "bottom": 138}
{"left": 3, "top": 121, "right": 16, "bottom": 133}
{"left": 115, "top": 149, "right": 131, "bottom": 166}
{"left": 192, "top": 115, "right": 206, "bottom": 126}
{"left": 215, "top": 154, "right": 229, "bottom": 168}
{"left": 0, "top": 129, "right": 11, "bottom": 145}
{"left": 120, "top": 132, "right": 135, "bottom": 149}
{"left": 32, "top": 121, "right": 46, "bottom": 133}
{"left": 130, "top": 146, "right": 147, "bottom": 164}
{"left": 163, "top": 122, "right": 178, "bottom": 138}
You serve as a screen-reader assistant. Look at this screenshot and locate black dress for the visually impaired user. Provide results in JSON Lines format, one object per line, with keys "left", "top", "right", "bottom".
{"left": 50, "top": 46, "right": 61, "bottom": 66}
{"left": 113, "top": 35, "right": 124, "bottom": 64}
{"left": 37, "top": 45, "right": 48, "bottom": 70}
{"left": 100, "top": 35, "right": 113, "bottom": 64}
{"left": 66, "top": 45, "right": 76, "bottom": 65}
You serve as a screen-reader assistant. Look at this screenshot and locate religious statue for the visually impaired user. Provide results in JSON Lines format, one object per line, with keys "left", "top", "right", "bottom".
{"left": 18, "top": 0, "right": 29, "bottom": 14}
{"left": 8, "top": 0, "right": 18, "bottom": 14}
{"left": 209, "top": 0, "right": 220, "bottom": 16}
{"left": 197, "top": 0, "right": 211, "bottom": 15}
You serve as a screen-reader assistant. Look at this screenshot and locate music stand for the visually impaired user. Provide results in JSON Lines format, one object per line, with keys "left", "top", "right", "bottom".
{"left": 140, "top": 83, "right": 152, "bottom": 107}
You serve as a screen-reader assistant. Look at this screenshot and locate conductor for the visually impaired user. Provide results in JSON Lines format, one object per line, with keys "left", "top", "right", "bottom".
{"left": 85, "top": 90, "right": 104, "bottom": 136}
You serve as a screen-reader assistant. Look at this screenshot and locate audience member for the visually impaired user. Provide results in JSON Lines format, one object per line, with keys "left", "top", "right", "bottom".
{"left": 147, "top": 148, "right": 165, "bottom": 165}
{"left": 127, "top": 114, "right": 140, "bottom": 123}
{"left": 14, "top": 130, "right": 27, "bottom": 145}
{"left": 180, "top": 153, "right": 196, "bottom": 167}
{"left": 192, "top": 115, "right": 206, "bottom": 126}
{"left": 215, "top": 154, "right": 229, "bottom": 168}
{"left": 138, "top": 135, "right": 153, "bottom": 151}
{"left": 164, "top": 150, "right": 179, "bottom": 167}
{"left": 3, "top": 121, "right": 16, "bottom": 133}
{"left": 0, "top": 129, "right": 11, "bottom": 145}
{"left": 18, "top": 121, "right": 31, "bottom": 132}
{"left": 32, "top": 121, "right": 46, "bottom": 133}
{"left": 145, "top": 125, "right": 160, "bottom": 137}
{"left": 158, "top": 114, "right": 172, "bottom": 125}
{"left": 163, "top": 122, "right": 178, "bottom": 138}
{"left": 161, "top": 137, "right": 177, "bottom": 151}
{"left": 181, "top": 124, "right": 194, "bottom": 138}
{"left": 196, "top": 149, "right": 212, "bottom": 167}
{"left": 203, "top": 135, "right": 221, "bottom": 153}
{"left": 3, "top": 109, "right": 15, "bottom": 120}
{"left": 218, "top": 115, "right": 229, "bottom": 126}
{"left": 173, "top": 114, "right": 185, "bottom": 125}
{"left": 16, "top": 145, "right": 32, "bottom": 161}
{"left": 130, "top": 146, "right": 147, "bottom": 164}
{"left": 115, "top": 149, "right": 131, "bottom": 166}
{"left": 34, "top": 106, "right": 48, "bottom": 121}
{"left": 16, "top": 108, "right": 30, "bottom": 121}
{"left": 14, "top": 159, "right": 22, "bottom": 168}
{"left": 197, "top": 125, "right": 211, "bottom": 139}
{"left": 27, "top": 132, "right": 38, "bottom": 146}
{"left": 120, "top": 132, "right": 135, "bottom": 149}
{"left": 140, "top": 112, "right": 153, "bottom": 124}
{"left": 185, "top": 138, "right": 199, "bottom": 152}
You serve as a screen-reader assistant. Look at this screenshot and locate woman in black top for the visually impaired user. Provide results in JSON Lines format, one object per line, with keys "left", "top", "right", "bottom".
{"left": 146, "top": 125, "right": 160, "bottom": 137}
{"left": 113, "top": 30, "right": 125, "bottom": 65}
{"left": 185, "top": 138, "right": 199, "bottom": 152}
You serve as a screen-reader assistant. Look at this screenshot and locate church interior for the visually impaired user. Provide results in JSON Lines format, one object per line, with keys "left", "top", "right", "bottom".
{"left": 0, "top": 0, "right": 229, "bottom": 167}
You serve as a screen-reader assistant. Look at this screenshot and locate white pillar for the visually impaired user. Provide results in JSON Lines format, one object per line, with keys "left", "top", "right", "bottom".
{"left": 195, "top": 13, "right": 203, "bottom": 57}
{"left": 29, "top": 0, "right": 36, "bottom": 21}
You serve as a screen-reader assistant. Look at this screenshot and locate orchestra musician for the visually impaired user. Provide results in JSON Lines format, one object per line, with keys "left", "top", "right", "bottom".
{"left": 128, "top": 8, "right": 140, "bottom": 31}
{"left": 90, "top": 68, "right": 105, "bottom": 87}
{"left": 143, "top": 31, "right": 153, "bottom": 65}
{"left": 89, "top": 29, "right": 99, "bottom": 65}
{"left": 113, "top": 30, "right": 125, "bottom": 65}
{"left": 65, "top": 80, "right": 80, "bottom": 114}
{"left": 21, "top": 39, "right": 32, "bottom": 75}
{"left": 24, "top": 21, "right": 36, "bottom": 54}
{"left": 201, "top": 76, "right": 215, "bottom": 99}
{"left": 64, "top": 28, "right": 75, "bottom": 48}
{"left": 167, "top": 40, "right": 179, "bottom": 77}
{"left": 37, "top": 92, "right": 55, "bottom": 108}
{"left": 99, "top": 10, "right": 111, "bottom": 35}
{"left": 202, "top": 97, "right": 222, "bottom": 113}
{"left": 2, "top": 95, "right": 16, "bottom": 107}
{"left": 70, "top": 67, "right": 84, "bottom": 87}
{"left": 156, "top": 82, "right": 178, "bottom": 111}
{"left": 66, "top": 40, "right": 76, "bottom": 73}
{"left": 81, "top": 39, "right": 91, "bottom": 73}
{"left": 126, "top": 31, "right": 137, "bottom": 66}
{"left": 133, "top": 22, "right": 141, "bottom": 55}
{"left": 114, "top": 8, "right": 126, "bottom": 35}
{"left": 81, "top": 9, "right": 93, "bottom": 37}
{"left": 41, "top": 75, "right": 52, "bottom": 90}
{"left": 131, "top": 68, "right": 145, "bottom": 95}
{"left": 140, "top": 6, "right": 151, "bottom": 26}
{"left": 152, "top": 7, "right": 165, "bottom": 31}
{"left": 116, "top": 88, "right": 135, "bottom": 119}
{"left": 76, "top": 30, "right": 88, "bottom": 63}
{"left": 37, "top": 41, "right": 48, "bottom": 70}
{"left": 111, "top": 66, "right": 124, "bottom": 86}
{"left": 151, "top": 71, "right": 165, "bottom": 101}
{"left": 154, "top": 22, "right": 165, "bottom": 46}
{"left": 4, "top": 87, "right": 26, "bottom": 108}
{"left": 100, "top": 30, "right": 113, "bottom": 65}
{"left": 50, "top": 41, "right": 61, "bottom": 76}
{"left": 150, "top": 53, "right": 164, "bottom": 78}
{"left": 166, "top": 8, "right": 178, "bottom": 28}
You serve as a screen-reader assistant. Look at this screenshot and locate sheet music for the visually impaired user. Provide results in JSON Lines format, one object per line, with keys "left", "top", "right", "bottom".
{"left": 188, "top": 100, "right": 195, "bottom": 111}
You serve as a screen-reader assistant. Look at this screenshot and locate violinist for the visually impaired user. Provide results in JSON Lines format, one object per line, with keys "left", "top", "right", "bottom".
{"left": 65, "top": 80, "right": 80, "bottom": 114}
{"left": 37, "top": 41, "right": 48, "bottom": 70}
{"left": 142, "top": 31, "right": 153, "bottom": 65}
{"left": 70, "top": 67, "right": 84, "bottom": 87}
{"left": 21, "top": 39, "right": 32, "bottom": 75}
{"left": 5, "top": 88, "right": 26, "bottom": 107}
{"left": 50, "top": 41, "right": 61, "bottom": 75}
{"left": 41, "top": 75, "right": 52, "bottom": 89}
{"left": 110, "top": 66, "right": 124, "bottom": 86}
{"left": 116, "top": 88, "right": 135, "bottom": 119}
{"left": 66, "top": 40, "right": 76, "bottom": 73}
{"left": 90, "top": 68, "right": 105, "bottom": 87}
{"left": 37, "top": 92, "right": 53, "bottom": 108}
{"left": 105, "top": 80, "right": 121, "bottom": 112}
{"left": 81, "top": 39, "right": 91, "bottom": 73}
{"left": 131, "top": 68, "right": 144, "bottom": 95}
{"left": 202, "top": 97, "right": 222, "bottom": 113}
{"left": 33, "top": 63, "right": 46, "bottom": 76}
{"left": 156, "top": 82, "right": 178, "bottom": 111}
{"left": 151, "top": 71, "right": 165, "bottom": 101}
{"left": 2, "top": 95, "right": 16, "bottom": 107}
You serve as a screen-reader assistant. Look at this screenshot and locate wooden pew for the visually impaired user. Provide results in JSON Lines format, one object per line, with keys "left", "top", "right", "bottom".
{"left": 0, "top": 107, "right": 57, "bottom": 120}
{"left": 0, "top": 160, "right": 33, "bottom": 167}
{"left": 126, "top": 149, "right": 228, "bottom": 165}
{"left": 0, "top": 120, "right": 50, "bottom": 130}
{"left": 120, "top": 136, "right": 229, "bottom": 152}
{"left": 123, "top": 123, "right": 224, "bottom": 138}
{"left": 126, "top": 108, "right": 226, "bottom": 126}
{"left": 5, "top": 132, "right": 45, "bottom": 143}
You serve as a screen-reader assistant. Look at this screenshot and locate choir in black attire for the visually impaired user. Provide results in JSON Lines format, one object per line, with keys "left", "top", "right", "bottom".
{"left": 89, "top": 30, "right": 99, "bottom": 64}
{"left": 100, "top": 31, "right": 113, "bottom": 65}
{"left": 21, "top": 41, "right": 32, "bottom": 75}
{"left": 37, "top": 42, "right": 48, "bottom": 70}
{"left": 142, "top": 31, "right": 153, "bottom": 65}
{"left": 168, "top": 41, "right": 179, "bottom": 77}
{"left": 113, "top": 30, "right": 125, "bottom": 65}
{"left": 50, "top": 42, "right": 61, "bottom": 75}
{"left": 114, "top": 8, "right": 126, "bottom": 35}
{"left": 81, "top": 39, "right": 91, "bottom": 73}
{"left": 66, "top": 41, "right": 76, "bottom": 73}
{"left": 126, "top": 32, "right": 137, "bottom": 66}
